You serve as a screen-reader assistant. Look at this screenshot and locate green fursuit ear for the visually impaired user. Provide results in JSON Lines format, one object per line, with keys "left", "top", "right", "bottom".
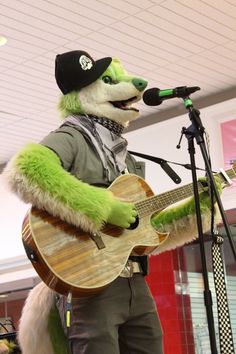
{"left": 58, "top": 91, "right": 84, "bottom": 118}
{"left": 47, "top": 305, "right": 70, "bottom": 354}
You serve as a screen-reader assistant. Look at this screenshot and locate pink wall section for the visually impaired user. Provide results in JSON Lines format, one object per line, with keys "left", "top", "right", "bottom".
{"left": 221, "top": 119, "right": 236, "bottom": 186}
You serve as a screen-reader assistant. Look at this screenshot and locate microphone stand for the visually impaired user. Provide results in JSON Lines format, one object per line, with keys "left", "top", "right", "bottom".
{"left": 180, "top": 97, "right": 236, "bottom": 354}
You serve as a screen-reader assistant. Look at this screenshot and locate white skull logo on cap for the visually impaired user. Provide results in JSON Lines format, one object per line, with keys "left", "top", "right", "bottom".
{"left": 79, "top": 55, "right": 93, "bottom": 70}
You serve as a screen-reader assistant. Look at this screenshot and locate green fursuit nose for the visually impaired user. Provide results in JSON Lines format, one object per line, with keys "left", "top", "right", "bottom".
{"left": 132, "top": 78, "right": 148, "bottom": 92}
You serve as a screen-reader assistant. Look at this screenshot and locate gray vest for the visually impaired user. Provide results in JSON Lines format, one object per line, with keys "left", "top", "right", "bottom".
{"left": 52, "top": 125, "right": 146, "bottom": 186}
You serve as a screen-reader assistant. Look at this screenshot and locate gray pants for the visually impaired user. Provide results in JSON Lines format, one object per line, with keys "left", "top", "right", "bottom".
{"left": 57, "top": 274, "right": 163, "bottom": 354}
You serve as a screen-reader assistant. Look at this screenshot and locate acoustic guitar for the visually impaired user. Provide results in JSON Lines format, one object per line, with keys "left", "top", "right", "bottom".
{"left": 22, "top": 166, "right": 235, "bottom": 296}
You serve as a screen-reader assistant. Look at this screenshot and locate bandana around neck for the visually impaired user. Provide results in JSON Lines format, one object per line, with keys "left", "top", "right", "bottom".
{"left": 63, "top": 114, "right": 128, "bottom": 182}
{"left": 88, "top": 114, "right": 124, "bottom": 136}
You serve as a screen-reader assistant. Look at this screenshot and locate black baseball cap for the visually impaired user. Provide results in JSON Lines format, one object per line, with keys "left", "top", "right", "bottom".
{"left": 55, "top": 50, "right": 112, "bottom": 94}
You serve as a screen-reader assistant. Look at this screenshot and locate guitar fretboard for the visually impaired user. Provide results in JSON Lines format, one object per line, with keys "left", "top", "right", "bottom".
{"left": 135, "top": 165, "right": 236, "bottom": 218}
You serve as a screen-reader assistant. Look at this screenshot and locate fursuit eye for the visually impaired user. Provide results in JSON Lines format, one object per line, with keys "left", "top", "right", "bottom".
{"left": 102, "top": 76, "right": 113, "bottom": 84}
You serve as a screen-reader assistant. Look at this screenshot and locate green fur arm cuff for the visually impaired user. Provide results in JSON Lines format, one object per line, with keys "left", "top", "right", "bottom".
{"left": 9, "top": 143, "right": 115, "bottom": 229}
{"left": 151, "top": 183, "right": 221, "bottom": 231}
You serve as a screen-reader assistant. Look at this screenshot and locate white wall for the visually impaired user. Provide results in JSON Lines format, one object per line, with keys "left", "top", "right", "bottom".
{"left": 0, "top": 176, "right": 29, "bottom": 260}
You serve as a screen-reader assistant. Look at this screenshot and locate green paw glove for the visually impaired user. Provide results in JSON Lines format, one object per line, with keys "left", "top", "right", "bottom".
{"left": 199, "top": 175, "right": 222, "bottom": 194}
{"left": 198, "top": 175, "right": 223, "bottom": 208}
{"left": 107, "top": 198, "right": 138, "bottom": 228}
{"left": 194, "top": 175, "right": 222, "bottom": 214}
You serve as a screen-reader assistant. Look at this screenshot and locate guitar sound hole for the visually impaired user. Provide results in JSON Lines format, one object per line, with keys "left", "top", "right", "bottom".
{"left": 127, "top": 216, "right": 139, "bottom": 230}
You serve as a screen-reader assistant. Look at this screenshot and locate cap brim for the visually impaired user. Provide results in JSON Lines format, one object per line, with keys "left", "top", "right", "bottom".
{"left": 95, "top": 57, "right": 112, "bottom": 74}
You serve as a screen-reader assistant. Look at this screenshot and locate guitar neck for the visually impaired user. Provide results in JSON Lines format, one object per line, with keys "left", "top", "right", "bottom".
{"left": 135, "top": 165, "right": 236, "bottom": 217}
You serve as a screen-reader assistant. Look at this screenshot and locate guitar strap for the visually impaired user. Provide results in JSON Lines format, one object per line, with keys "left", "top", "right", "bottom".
{"left": 212, "top": 234, "right": 235, "bottom": 353}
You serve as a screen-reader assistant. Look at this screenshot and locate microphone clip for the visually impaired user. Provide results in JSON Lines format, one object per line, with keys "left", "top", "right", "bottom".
{"left": 173, "top": 86, "right": 200, "bottom": 98}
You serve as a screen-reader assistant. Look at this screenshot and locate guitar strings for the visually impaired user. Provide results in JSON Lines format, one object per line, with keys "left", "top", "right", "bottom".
{"left": 135, "top": 166, "right": 236, "bottom": 219}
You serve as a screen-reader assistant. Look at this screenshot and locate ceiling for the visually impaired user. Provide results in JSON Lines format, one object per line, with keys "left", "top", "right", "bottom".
{"left": 1, "top": 0, "right": 236, "bottom": 166}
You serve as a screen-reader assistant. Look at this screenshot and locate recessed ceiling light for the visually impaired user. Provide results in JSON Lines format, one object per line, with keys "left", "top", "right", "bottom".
{"left": 0, "top": 36, "right": 7, "bottom": 46}
{"left": 0, "top": 294, "right": 8, "bottom": 298}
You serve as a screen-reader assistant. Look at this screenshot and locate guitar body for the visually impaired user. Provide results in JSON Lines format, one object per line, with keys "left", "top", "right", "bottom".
{"left": 22, "top": 174, "right": 168, "bottom": 296}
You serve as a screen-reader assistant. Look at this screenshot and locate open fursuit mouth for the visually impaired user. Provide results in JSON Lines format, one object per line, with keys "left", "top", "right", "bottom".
{"left": 110, "top": 96, "right": 139, "bottom": 111}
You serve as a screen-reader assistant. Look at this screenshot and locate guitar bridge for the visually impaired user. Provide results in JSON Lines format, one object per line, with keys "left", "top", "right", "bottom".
{"left": 90, "top": 232, "right": 106, "bottom": 250}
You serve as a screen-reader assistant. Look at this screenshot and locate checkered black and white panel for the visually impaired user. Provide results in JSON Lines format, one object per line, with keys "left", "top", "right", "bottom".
{"left": 212, "top": 236, "right": 235, "bottom": 354}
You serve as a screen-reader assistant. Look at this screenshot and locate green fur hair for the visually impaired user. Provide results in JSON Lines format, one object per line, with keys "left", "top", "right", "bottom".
{"left": 58, "top": 91, "right": 83, "bottom": 118}
{"left": 101, "top": 58, "right": 135, "bottom": 84}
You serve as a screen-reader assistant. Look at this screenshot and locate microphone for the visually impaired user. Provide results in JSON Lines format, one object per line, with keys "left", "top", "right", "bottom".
{"left": 143, "top": 86, "right": 200, "bottom": 106}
